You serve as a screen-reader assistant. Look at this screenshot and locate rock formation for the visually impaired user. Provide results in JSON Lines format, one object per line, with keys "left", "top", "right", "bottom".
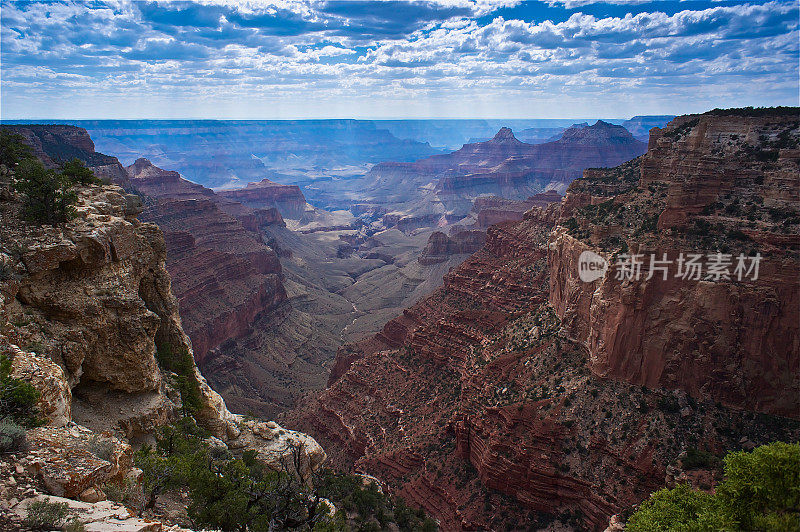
{"left": 471, "top": 190, "right": 562, "bottom": 229}
{"left": 126, "top": 157, "right": 286, "bottom": 231}
{"left": 2, "top": 125, "right": 132, "bottom": 188}
{"left": 365, "top": 121, "right": 646, "bottom": 206}
{"left": 125, "top": 158, "right": 289, "bottom": 365}
{"left": 286, "top": 109, "right": 800, "bottom": 530}
{"left": 218, "top": 178, "right": 308, "bottom": 219}
{"left": 621, "top": 115, "right": 676, "bottom": 142}
{"left": 550, "top": 109, "right": 800, "bottom": 418}
{"left": 0, "top": 178, "right": 324, "bottom": 530}
{"left": 418, "top": 230, "right": 486, "bottom": 265}
{"left": 75, "top": 119, "right": 441, "bottom": 190}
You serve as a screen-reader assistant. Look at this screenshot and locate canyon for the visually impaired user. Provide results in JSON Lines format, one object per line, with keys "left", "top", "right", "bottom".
{"left": 3, "top": 110, "right": 794, "bottom": 530}
{"left": 284, "top": 108, "right": 800, "bottom": 530}
{"left": 358, "top": 122, "right": 647, "bottom": 234}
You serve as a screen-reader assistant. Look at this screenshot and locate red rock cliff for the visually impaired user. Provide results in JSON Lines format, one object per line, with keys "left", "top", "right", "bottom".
{"left": 550, "top": 110, "right": 800, "bottom": 418}
{"left": 127, "top": 159, "right": 288, "bottom": 365}
{"left": 285, "top": 109, "right": 800, "bottom": 531}
{"left": 218, "top": 178, "right": 307, "bottom": 219}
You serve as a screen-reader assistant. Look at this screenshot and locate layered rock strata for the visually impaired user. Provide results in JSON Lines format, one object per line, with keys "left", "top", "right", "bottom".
{"left": 286, "top": 109, "right": 800, "bottom": 530}
{"left": 126, "top": 158, "right": 288, "bottom": 364}
{"left": 218, "top": 178, "right": 307, "bottom": 219}
{"left": 550, "top": 110, "right": 800, "bottom": 418}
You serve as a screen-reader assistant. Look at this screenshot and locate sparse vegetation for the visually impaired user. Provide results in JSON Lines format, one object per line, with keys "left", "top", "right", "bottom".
{"left": 85, "top": 434, "right": 115, "bottom": 461}
{"left": 135, "top": 418, "right": 437, "bottom": 531}
{"left": 0, "top": 353, "right": 42, "bottom": 427}
{"left": 64, "top": 519, "right": 87, "bottom": 532}
{"left": 0, "top": 418, "right": 27, "bottom": 452}
{"left": 24, "top": 499, "right": 71, "bottom": 530}
{"left": 704, "top": 106, "right": 800, "bottom": 118}
{"left": 13, "top": 157, "right": 78, "bottom": 225}
{"left": 682, "top": 447, "right": 722, "bottom": 471}
{"left": 316, "top": 470, "right": 437, "bottom": 531}
{"left": 0, "top": 130, "right": 100, "bottom": 225}
{"left": 155, "top": 343, "right": 202, "bottom": 416}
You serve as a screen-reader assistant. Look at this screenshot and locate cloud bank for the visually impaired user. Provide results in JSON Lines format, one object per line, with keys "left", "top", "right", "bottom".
{"left": 1, "top": 0, "right": 797, "bottom": 118}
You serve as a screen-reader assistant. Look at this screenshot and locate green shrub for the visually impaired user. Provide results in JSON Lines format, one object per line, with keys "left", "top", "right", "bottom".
{"left": 0, "top": 418, "right": 27, "bottom": 452}
{"left": 64, "top": 519, "right": 87, "bottom": 532}
{"left": 628, "top": 442, "right": 800, "bottom": 531}
{"left": 13, "top": 158, "right": 77, "bottom": 225}
{"left": 24, "top": 499, "right": 71, "bottom": 530}
{"left": 682, "top": 448, "right": 721, "bottom": 471}
{"left": 717, "top": 441, "right": 800, "bottom": 531}
{"left": 155, "top": 344, "right": 202, "bottom": 415}
{"left": 656, "top": 395, "right": 680, "bottom": 413}
{"left": 135, "top": 420, "right": 437, "bottom": 532}
{"left": 103, "top": 478, "right": 144, "bottom": 511}
{"left": 0, "top": 130, "right": 34, "bottom": 168}
{"left": 0, "top": 354, "right": 42, "bottom": 426}
{"left": 2, "top": 133, "right": 98, "bottom": 226}
{"left": 60, "top": 158, "right": 100, "bottom": 185}
{"left": 562, "top": 217, "right": 579, "bottom": 234}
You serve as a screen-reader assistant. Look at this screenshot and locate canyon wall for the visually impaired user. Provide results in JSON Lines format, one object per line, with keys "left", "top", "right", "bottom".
{"left": 550, "top": 110, "right": 800, "bottom": 418}
{"left": 2, "top": 125, "right": 131, "bottom": 187}
{"left": 126, "top": 158, "right": 288, "bottom": 365}
{"left": 286, "top": 109, "right": 800, "bottom": 530}
{"left": 218, "top": 178, "right": 308, "bottom": 219}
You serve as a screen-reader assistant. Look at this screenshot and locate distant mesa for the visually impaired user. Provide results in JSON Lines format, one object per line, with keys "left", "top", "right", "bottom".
{"left": 556, "top": 120, "right": 642, "bottom": 146}
{"left": 622, "top": 115, "right": 676, "bottom": 141}
{"left": 218, "top": 178, "right": 307, "bottom": 220}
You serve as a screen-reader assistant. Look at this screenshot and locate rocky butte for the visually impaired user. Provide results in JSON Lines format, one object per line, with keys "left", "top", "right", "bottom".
{"left": 364, "top": 121, "right": 647, "bottom": 205}
{"left": 284, "top": 108, "right": 800, "bottom": 530}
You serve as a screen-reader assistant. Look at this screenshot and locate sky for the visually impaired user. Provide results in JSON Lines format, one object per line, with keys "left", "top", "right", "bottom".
{"left": 0, "top": 0, "right": 797, "bottom": 119}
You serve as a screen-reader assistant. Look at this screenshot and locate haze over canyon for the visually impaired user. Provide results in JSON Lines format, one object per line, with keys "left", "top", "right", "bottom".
{"left": 1, "top": 0, "right": 798, "bottom": 531}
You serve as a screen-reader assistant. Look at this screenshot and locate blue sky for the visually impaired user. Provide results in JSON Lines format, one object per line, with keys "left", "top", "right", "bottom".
{"left": 1, "top": 0, "right": 797, "bottom": 119}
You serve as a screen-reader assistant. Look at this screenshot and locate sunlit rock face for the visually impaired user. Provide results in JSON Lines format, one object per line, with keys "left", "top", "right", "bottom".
{"left": 0, "top": 176, "right": 325, "bottom": 530}
{"left": 550, "top": 111, "right": 800, "bottom": 419}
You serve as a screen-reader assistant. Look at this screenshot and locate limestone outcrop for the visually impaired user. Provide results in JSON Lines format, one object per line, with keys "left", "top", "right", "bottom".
{"left": 0, "top": 178, "right": 325, "bottom": 528}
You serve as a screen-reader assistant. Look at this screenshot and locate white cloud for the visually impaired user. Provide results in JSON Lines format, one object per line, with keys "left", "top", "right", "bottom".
{"left": 0, "top": 0, "right": 796, "bottom": 118}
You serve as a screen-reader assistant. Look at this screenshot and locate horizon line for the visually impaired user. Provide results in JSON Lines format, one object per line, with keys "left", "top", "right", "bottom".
{"left": 0, "top": 116, "right": 664, "bottom": 122}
